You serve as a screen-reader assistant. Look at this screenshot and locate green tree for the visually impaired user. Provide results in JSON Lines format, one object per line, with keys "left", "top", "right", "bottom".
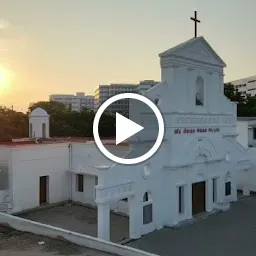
{"left": 28, "top": 101, "right": 115, "bottom": 138}
{"left": 0, "top": 106, "right": 28, "bottom": 141}
{"left": 224, "top": 83, "right": 248, "bottom": 116}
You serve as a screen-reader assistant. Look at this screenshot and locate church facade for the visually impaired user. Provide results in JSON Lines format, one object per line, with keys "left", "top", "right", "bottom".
{"left": 93, "top": 37, "right": 251, "bottom": 240}
{"left": 0, "top": 37, "right": 251, "bottom": 243}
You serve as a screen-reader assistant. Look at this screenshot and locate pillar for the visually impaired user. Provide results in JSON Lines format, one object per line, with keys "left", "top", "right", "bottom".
{"left": 243, "top": 169, "right": 250, "bottom": 196}
{"left": 128, "top": 196, "right": 141, "bottom": 239}
{"left": 232, "top": 178, "right": 238, "bottom": 201}
{"left": 97, "top": 203, "right": 110, "bottom": 241}
{"left": 187, "top": 183, "right": 193, "bottom": 219}
{"left": 206, "top": 178, "right": 213, "bottom": 212}
{"left": 218, "top": 176, "right": 225, "bottom": 203}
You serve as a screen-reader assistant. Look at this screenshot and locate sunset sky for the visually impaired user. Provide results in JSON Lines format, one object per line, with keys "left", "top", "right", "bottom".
{"left": 0, "top": 0, "right": 256, "bottom": 112}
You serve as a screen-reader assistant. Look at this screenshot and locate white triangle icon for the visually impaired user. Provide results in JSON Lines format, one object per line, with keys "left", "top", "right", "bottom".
{"left": 116, "top": 113, "right": 144, "bottom": 145}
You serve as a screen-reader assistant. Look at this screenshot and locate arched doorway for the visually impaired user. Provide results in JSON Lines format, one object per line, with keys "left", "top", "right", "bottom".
{"left": 192, "top": 155, "right": 207, "bottom": 215}
{"left": 42, "top": 123, "right": 46, "bottom": 138}
{"left": 29, "top": 123, "right": 33, "bottom": 138}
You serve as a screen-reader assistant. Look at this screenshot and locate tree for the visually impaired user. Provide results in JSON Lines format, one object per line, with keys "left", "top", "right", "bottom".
{"left": 0, "top": 106, "right": 28, "bottom": 141}
{"left": 28, "top": 101, "right": 116, "bottom": 138}
{"left": 224, "top": 83, "right": 249, "bottom": 117}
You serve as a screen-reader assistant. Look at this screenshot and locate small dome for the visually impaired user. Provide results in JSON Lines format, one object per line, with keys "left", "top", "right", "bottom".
{"left": 29, "top": 107, "right": 49, "bottom": 117}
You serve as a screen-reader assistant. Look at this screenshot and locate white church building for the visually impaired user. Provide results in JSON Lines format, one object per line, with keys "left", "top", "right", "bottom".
{"left": 0, "top": 36, "right": 251, "bottom": 242}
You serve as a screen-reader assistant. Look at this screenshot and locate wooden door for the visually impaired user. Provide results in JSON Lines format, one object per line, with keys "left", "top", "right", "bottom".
{"left": 192, "top": 181, "right": 206, "bottom": 215}
{"left": 40, "top": 176, "right": 48, "bottom": 204}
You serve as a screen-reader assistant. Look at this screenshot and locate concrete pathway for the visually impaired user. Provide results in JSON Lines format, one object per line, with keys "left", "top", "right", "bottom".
{"left": 128, "top": 195, "right": 256, "bottom": 256}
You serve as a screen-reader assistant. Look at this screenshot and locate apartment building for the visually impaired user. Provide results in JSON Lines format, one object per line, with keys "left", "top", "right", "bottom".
{"left": 49, "top": 92, "right": 94, "bottom": 112}
{"left": 94, "top": 84, "right": 138, "bottom": 116}
{"left": 229, "top": 75, "right": 256, "bottom": 97}
{"left": 94, "top": 80, "right": 159, "bottom": 116}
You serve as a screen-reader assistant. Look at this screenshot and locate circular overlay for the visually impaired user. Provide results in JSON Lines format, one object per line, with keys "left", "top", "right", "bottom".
{"left": 93, "top": 93, "right": 165, "bottom": 165}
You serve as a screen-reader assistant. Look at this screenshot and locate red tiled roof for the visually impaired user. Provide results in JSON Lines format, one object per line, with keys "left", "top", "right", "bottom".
{"left": 0, "top": 137, "right": 129, "bottom": 147}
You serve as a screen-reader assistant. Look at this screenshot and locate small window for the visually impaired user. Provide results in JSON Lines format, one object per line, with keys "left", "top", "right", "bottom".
{"left": 77, "top": 174, "right": 84, "bottom": 192}
{"left": 143, "top": 204, "right": 153, "bottom": 224}
{"left": 253, "top": 128, "right": 256, "bottom": 140}
{"left": 195, "top": 76, "right": 204, "bottom": 106}
{"left": 122, "top": 198, "right": 128, "bottom": 202}
{"left": 225, "top": 182, "right": 231, "bottom": 196}
{"left": 178, "top": 186, "right": 184, "bottom": 214}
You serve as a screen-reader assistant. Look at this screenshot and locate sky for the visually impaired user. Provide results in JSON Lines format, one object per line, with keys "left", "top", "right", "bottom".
{"left": 0, "top": 0, "right": 256, "bottom": 112}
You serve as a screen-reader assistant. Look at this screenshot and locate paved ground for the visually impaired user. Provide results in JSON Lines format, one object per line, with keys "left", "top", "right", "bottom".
{"left": 128, "top": 195, "right": 256, "bottom": 256}
{"left": 19, "top": 203, "right": 129, "bottom": 243}
{"left": 0, "top": 225, "right": 116, "bottom": 256}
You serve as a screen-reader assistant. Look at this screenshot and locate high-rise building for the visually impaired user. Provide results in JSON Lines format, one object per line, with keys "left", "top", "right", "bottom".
{"left": 94, "top": 80, "right": 159, "bottom": 116}
{"left": 49, "top": 92, "right": 94, "bottom": 112}
{"left": 94, "top": 84, "right": 138, "bottom": 116}
{"left": 229, "top": 75, "right": 256, "bottom": 97}
{"left": 138, "top": 80, "right": 159, "bottom": 94}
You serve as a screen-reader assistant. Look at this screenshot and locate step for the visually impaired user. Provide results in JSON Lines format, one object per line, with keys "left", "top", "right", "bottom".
{"left": 173, "top": 209, "right": 222, "bottom": 230}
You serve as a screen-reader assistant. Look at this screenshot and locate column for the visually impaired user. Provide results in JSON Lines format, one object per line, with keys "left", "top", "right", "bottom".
{"left": 243, "top": 169, "right": 250, "bottom": 196}
{"left": 218, "top": 176, "right": 224, "bottom": 203}
{"left": 206, "top": 178, "right": 213, "bottom": 212}
{"left": 128, "top": 196, "right": 141, "bottom": 239}
{"left": 232, "top": 178, "right": 238, "bottom": 201}
{"left": 187, "top": 183, "right": 193, "bottom": 219}
{"left": 97, "top": 203, "right": 110, "bottom": 241}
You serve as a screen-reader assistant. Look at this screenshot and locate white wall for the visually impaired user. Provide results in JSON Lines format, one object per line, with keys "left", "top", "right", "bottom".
{"left": 11, "top": 144, "right": 69, "bottom": 213}
{"left": 70, "top": 143, "right": 129, "bottom": 207}
{"left": 237, "top": 147, "right": 256, "bottom": 192}
{"left": 236, "top": 121, "right": 248, "bottom": 149}
{"left": 72, "top": 173, "right": 97, "bottom": 206}
{"left": 0, "top": 147, "right": 11, "bottom": 190}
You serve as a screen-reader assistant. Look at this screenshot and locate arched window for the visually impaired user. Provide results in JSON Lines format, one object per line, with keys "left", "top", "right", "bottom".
{"left": 143, "top": 192, "right": 149, "bottom": 202}
{"left": 42, "top": 123, "right": 46, "bottom": 138}
{"left": 29, "top": 123, "right": 33, "bottom": 138}
{"left": 195, "top": 76, "right": 204, "bottom": 106}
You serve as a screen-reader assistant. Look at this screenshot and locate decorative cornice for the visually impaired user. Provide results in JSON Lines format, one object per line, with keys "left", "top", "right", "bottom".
{"left": 222, "top": 133, "right": 239, "bottom": 138}
{"left": 162, "top": 157, "right": 225, "bottom": 171}
{"left": 160, "top": 55, "right": 223, "bottom": 74}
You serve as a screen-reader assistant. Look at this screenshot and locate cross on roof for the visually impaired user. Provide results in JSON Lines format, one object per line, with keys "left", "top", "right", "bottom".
{"left": 190, "top": 10, "right": 200, "bottom": 38}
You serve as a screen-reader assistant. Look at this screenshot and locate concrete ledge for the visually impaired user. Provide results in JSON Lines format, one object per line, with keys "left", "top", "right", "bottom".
{"left": 0, "top": 212, "right": 158, "bottom": 256}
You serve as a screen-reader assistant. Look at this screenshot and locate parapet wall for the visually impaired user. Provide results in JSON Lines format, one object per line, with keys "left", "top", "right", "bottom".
{"left": 0, "top": 212, "right": 158, "bottom": 256}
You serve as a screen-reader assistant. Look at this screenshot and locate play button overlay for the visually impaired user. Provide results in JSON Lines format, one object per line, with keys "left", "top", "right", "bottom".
{"left": 93, "top": 93, "right": 164, "bottom": 165}
{"left": 116, "top": 113, "right": 144, "bottom": 145}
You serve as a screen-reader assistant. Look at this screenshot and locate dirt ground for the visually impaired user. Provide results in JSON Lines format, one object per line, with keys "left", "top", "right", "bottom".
{"left": 0, "top": 225, "right": 117, "bottom": 256}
